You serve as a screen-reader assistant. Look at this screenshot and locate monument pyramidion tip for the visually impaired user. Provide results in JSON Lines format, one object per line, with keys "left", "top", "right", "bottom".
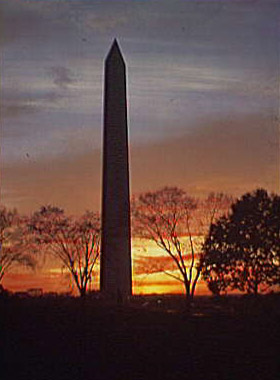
{"left": 106, "top": 38, "right": 125, "bottom": 64}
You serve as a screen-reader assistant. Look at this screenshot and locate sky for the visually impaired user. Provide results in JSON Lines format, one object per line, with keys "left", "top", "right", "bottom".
{"left": 1, "top": 0, "right": 279, "bottom": 294}
{"left": 1, "top": 0, "right": 279, "bottom": 215}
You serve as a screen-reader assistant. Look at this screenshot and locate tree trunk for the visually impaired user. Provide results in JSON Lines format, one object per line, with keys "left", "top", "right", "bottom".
{"left": 253, "top": 280, "right": 259, "bottom": 296}
{"left": 79, "top": 287, "right": 87, "bottom": 297}
{"left": 184, "top": 281, "right": 192, "bottom": 311}
{"left": 191, "top": 267, "right": 201, "bottom": 299}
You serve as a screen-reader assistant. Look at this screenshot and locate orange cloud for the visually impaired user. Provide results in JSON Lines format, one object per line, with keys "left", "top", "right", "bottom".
{"left": 2, "top": 115, "right": 277, "bottom": 215}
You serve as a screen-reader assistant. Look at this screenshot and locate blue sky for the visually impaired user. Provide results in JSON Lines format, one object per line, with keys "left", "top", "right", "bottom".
{"left": 1, "top": 0, "right": 279, "bottom": 213}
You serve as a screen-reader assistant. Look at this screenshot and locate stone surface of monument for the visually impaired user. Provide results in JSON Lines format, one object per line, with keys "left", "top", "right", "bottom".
{"left": 100, "top": 39, "right": 132, "bottom": 300}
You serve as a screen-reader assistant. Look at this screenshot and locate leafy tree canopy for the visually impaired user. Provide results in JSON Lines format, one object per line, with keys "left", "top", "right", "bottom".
{"left": 202, "top": 189, "right": 280, "bottom": 295}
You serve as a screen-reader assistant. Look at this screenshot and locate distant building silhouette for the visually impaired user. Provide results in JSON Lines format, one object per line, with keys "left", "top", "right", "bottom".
{"left": 100, "top": 39, "right": 132, "bottom": 301}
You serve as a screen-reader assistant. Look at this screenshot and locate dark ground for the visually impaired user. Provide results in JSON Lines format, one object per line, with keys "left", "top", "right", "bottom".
{"left": 1, "top": 294, "right": 279, "bottom": 380}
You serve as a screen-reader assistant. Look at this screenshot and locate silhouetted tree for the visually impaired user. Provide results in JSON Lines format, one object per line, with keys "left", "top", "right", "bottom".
{"left": 132, "top": 187, "right": 197, "bottom": 302}
{"left": 132, "top": 188, "right": 232, "bottom": 302}
{"left": 202, "top": 189, "right": 280, "bottom": 295}
{"left": 29, "top": 206, "right": 100, "bottom": 297}
{"left": 0, "top": 207, "right": 35, "bottom": 283}
{"left": 197, "top": 192, "right": 233, "bottom": 236}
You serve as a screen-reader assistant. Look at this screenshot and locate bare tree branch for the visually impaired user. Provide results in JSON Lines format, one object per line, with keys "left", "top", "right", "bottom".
{"left": 29, "top": 206, "right": 100, "bottom": 297}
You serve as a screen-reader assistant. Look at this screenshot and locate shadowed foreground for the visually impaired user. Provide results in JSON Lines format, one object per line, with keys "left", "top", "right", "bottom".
{"left": 2, "top": 295, "right": 279, "bottom": 380}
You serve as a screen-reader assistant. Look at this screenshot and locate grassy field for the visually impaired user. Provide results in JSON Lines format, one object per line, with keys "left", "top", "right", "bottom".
{"left": 2, "top": 294, "right": 279, "bottom": 380}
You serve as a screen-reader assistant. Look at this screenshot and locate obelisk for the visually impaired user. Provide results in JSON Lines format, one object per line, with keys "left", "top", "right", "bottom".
{"left": 100, "top": 39, "right": 132, "bottom": 301}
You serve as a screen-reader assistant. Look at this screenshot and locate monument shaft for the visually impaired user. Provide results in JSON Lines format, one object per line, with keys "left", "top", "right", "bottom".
{"left": 100, "top": 40, "right": 132, "bottom": 299}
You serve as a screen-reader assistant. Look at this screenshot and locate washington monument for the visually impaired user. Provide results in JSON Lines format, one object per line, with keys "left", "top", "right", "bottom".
{"left": 100, "top": 39, "right": 132, "bottom": 300}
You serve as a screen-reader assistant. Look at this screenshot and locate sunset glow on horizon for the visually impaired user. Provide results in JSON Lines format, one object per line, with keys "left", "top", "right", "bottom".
{"left": 3, "top": 237, "right": 209, "bottom": 296}
{"left": 3, "top": 270, "right": 209, "bottom": 296}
